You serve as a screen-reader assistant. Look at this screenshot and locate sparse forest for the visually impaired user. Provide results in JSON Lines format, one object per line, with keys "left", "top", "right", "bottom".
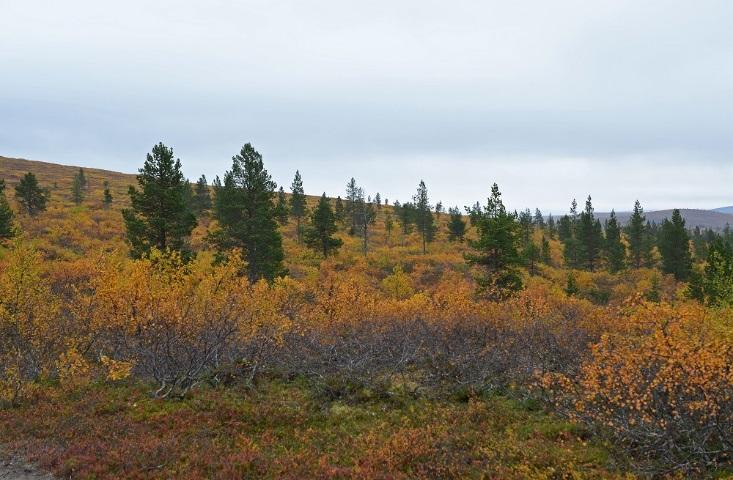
{"left": 2, "top": 148, "right": 733, "bottom": 479}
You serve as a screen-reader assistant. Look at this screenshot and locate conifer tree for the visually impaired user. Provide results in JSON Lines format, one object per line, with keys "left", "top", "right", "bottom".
{"left": 465, "top": 183, "right": 523, "bottom": 300}
{"left": 71, "top": 169, "right": 85, "bottom": 205}
{"left": 547, "top": 213, "right": 556, "bottom": 239}
{"left": 534, "top": 208, "right": 545, "bottom": 228}
{"left": 345, "top": 177, "right": 360, "bottom": 234}
{"left": 77, "top": 167, "right": 88, "bottom": 190}
{"left": 658, "top": 209, "right": 692, "bottom": 281}
{"left": 413, "top": 180, "right": 436, "bottom": 254}
{"left": 385, "top": 211, "right": 394, "bottom": 245}
{"left": 192, "top": 175, "right": 212, "bottom": 216}
{"left": 525, "top": 241, "right": 540, "bottom": 275}
{"left": 605, "top": 210, "right": 626, "bottom": 273}
{"left": 687, "top": 238, "right": 733, "bottom": 306}
{"left": 122, "top": 143, "right": 197, "bottom": 260}
{"left": 275, "top": 186, "right": 289, "bottom": 225}
{"left": 466, "top": 201, "right": 482, "bottom": 226}
{"left": 375, "top": 192, "right": 382, "bottom": 209}
{"left": 558, "top": 202, "right": 579, "bottom": 268}
{"left": 447, "top": 206, "right": 466, "bottom": 242}
{"left": 0, "top": 180, "right": 15, "bottom": 241}
{"left": 102, "top": 181, "right": 113, "bottom": 207}
{"left": 642, "top": 220, "right": 658, "bottom": 267}
{"left": 576, "top": 196, "right": 604, "bottom": 271}
{"left": 304, "top": 193, "right": 343, "bottom": 257}
{"left": 334, "top": 196, "right": 345, "bottom": 223}
{"left": 211, "top": 143, "right": 285, "bottom": 282}
{"left": 353, "top": 190, "right": 376, "bottom": 255}
{"left": 627, "top": 200, "right": 647, "bottom": 268}
{"left": 540, "top": 235, "right": 551, "bottom": 265}
{"left": 15, "top": 172, "right": 49, "bottom": 217}
{"left": 435, "top": 201, "right": 444, "bottom": 220}
{"left": 290, "top": 170, "right": 307, "bottom": 242}
{"left": 396, "top": 201, "right": 415, "bottom": 236}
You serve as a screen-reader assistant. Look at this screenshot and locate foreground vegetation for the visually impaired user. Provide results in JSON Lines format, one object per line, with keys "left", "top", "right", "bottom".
{"left": 2, "top": 147, "right": 733, "bottom": 478}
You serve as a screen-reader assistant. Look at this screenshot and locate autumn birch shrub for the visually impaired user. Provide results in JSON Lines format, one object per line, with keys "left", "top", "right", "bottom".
{"left": 545, "top": 301, "right": 733, "bottom": 475}
{"left": 0, "top": 241, "right": 61, "bottom": 405}
{"left": 93, "top": 250, "right": 292, "bottom": 397}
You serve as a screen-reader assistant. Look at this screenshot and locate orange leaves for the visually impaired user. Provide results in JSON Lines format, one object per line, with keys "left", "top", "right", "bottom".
{"left": 549, "top": 301, "right": 733, "bottom": 472}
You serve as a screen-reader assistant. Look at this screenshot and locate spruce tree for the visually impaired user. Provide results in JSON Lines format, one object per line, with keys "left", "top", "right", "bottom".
{"left": 275, "top": 186, "right": 290, "bottom": 225}
{"left": 627, "top": 200, "right": 647, "bottom": 268}
{"left": 14, "top": 172, "right": 49, "bottom": 216}
{"left": 211, "top": 143, "right": 285, "bottom": 282}
{"left": 192, "top": 175, "right": 212, "bottom": 216}
{"left": 102, "top": 181, "right": 113, "bottom": 207}
{"left": 71, "top": 169, "right": 85, "bottom": 205}
{"left": 447, "top": 206, "right": 466, "bottom": 242}
{"left": 122, "top": 143, "right": 197, "bottom": 260}
{"left": 304, "top": 193, "right": 343, "bottom": 257}
{"left": 375, "top": 192, "right": 382, "bottom": 209}
{"left": 576, "top": 196, "right": 604, "bottom": 271}
{"left": 465, "top": 183, "right": 523, "bottom": 300}
{"left": 0, "top": 180, "right": 15, "bottom": 240}
{"left": 385, "top": 211, "right": 394, "bottom": 245}
{"left": 413, "top": 180, "right": 436, "bottom": 254}
{"left": 290, "top": 170, "right": 307, "bottom": 243}
{"left": 605, "top": 210, "right": 626, "bottom": 273}
{"left": 658, "top": 209, "right": 692, "bottom": 281}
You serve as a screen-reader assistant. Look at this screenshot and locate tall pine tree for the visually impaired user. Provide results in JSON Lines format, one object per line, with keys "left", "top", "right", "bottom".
{"left": 122, "top": 143, "right": 197, "bottom": 260}
{"left": 447, "top": 206, "right": 466, "bottom": 242}
{"left": 626, "top": 200, "right": 647, "bottom": 268}
{"left": 658, "top": 209, "right": 692, "bottom": 281}
{"left": 211, "top": 143, "right": 285, "bottom": 282}
{"left": 605, "top": 210, "right": 626, "bottom": 273}
{"left": 465, "top": 183, "right": 523, "bottom": 300}
{"left": 304, "top": 193, "right": 343, "bottom": 257}
{"left": 192, "top": 175, "right": 212, "bottom": 216}
{"left": 290, "top": 171, "right": 307, "bottom": 243}
{"left": 413, "top": 180, "right": 436, "bottom": 254}
{"left": 576, "top": 196, "right": 604, "bottom": 271}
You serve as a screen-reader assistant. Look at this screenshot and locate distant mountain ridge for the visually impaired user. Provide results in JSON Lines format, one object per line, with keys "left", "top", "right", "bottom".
{"left": 593, "top": 209, "right": 733, "bottom": 230}
{"left": 712, "top": 206, "right": 733, "bottom": 215}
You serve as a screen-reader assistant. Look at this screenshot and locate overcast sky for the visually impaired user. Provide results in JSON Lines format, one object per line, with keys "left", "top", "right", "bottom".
{"left": 2, "top": 1, "right": 733, "bottom": 212}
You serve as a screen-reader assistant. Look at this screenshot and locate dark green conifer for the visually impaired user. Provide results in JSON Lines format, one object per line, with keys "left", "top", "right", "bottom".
{"left": 210, "top": 143, "right": 285, "bottom": 282}
{"left": 304, "top": 193, "right": 343, "bottom": 257}
{"left": 122, "top": 143, "right": 197, "bottom": 260}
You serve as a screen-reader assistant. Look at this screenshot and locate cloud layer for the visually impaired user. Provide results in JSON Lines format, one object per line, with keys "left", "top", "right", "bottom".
{"left": 2, "top": 0, "right": 733, "bottom": 212}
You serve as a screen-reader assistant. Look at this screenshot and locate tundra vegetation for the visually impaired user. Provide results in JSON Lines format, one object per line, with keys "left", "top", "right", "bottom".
{"left": 1, "top": 147, "right": 733, "bottom": 479}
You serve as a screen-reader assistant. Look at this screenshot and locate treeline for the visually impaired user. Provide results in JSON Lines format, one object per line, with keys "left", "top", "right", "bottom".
{"left": 2, "top": 141, "right": 732, "bottom": 305}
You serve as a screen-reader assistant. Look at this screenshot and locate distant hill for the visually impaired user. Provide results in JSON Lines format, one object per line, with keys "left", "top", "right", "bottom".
{"left": 712, "top": 206, "right": 733, "bottom": 215}
{"left": 595, "top": 209, "right": 733, "bottom": 230}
